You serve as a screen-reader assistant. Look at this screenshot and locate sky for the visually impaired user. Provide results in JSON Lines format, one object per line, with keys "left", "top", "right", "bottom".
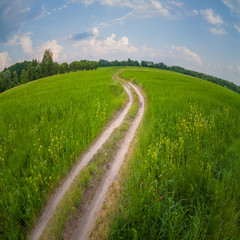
{"left": 0, "top": 0, "right": 240, "bottom": 85}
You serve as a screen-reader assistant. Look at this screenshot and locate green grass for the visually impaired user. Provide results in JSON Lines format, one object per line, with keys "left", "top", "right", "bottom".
{"left": 0, "top": 68, "right": 126, "bottom": 239}
{"left": 40, "top": 80, "right": 140, "bottom": 240}
{"left": 109, "top": 68, "right": 240, "bottom": 239}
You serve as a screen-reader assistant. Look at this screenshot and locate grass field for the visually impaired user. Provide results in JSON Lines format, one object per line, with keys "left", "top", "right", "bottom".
{"left": 0, "top": 68, "right": 126, "bottom": 239}
{"left": 109, "top": 68, "right": 240, "bottom": 239}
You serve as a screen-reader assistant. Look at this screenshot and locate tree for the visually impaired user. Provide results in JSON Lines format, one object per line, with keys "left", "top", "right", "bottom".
{"left": 20, "top": 69, "right": 27, "bottom": 84}
{"left": 35, "top": 64, "right": 43, "bottom": 79}
{"left": 12, "top": 71, "right": 18, "bottom": 87}
{"left": 2, "top": 70, "right": 11, "bottom": 88}
{"left": 58, "top": 62, "right": 69, "bottom": 74}
{"left": 27, "top": 63, "right": 34, "bottom": 82}
{"left": 51, "top": 62, "right": 59, "bottom": 75}
{"left": 41, "top": 49, "right": 53, "bottom": 77}
{"left": 69, "top": 61, "right": 79, "bottom": 72}
{"left": 0, "top": 77, "right": 6, "bottom": 92}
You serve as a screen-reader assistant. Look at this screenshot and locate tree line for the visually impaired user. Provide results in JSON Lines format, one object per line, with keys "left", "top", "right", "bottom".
{"left": 99, "top": 59, "right": 240, "bottom": 94}
{"left": 98, "top": 58, "right": 140, "bottom": 67}
{"left": 1, "top": 56, "right": 239, "bottom": 95}
{"left": 0, "top": 50, "right": 98, "bottom": 93}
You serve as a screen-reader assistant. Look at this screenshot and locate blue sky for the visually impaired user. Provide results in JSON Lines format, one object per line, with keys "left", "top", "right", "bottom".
{"left": 0, "top": 0, "right": 240, "bottom": 85}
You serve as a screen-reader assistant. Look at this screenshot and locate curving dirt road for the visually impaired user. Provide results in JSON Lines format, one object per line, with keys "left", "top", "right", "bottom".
{"left": 69, "top": 80, "right": 145, "bottom": 240}
{"left": 29, "top": 74, "right": 145, "bottom": 240}
{"left": 29, "top": 82, "right": 133, "bottom": 240}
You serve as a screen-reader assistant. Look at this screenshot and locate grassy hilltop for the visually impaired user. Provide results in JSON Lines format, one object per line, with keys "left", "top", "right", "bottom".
{"left": 110, "top": 68, "right": 240, "bottom": 239}
{"left": 1, "top": 66, "right": 240, "bottom": 239}
{"left": 0, "top": 68, "right": 125, "bottom": 239}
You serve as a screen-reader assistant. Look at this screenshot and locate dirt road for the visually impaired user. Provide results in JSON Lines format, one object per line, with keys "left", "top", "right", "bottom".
{"left": 69, "top": 81, "right": 145, "bottom": 240}
{"left": 29, "top": 82, "right": 133, "bottom": 240}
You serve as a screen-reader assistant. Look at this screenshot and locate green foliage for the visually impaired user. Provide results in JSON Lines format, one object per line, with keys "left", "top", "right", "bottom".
{"left": 0, "top": 77, "right": 5, "bottom": 92}
{"left": 0, "top": 68, "right": 126, "bottom": 239}
{"left": 58, "top": 62, "right": 69, "bottom": 74}
{"left": 4, "top": 60, "right": 32, "bottom": 79}
{"left": 99, "top": 59, "right": 140, "bottom": 67}
{"left": 20, "top": 69, "right": 27, "bottom": 84}
{"left": 110, "top": 69, "right": 240, "bottom": 239}
{"left": 69, "top": 60, "right": 98, "bottom": 72}
{"left": 0, "top": 52, "right": 98, "bottom": 94}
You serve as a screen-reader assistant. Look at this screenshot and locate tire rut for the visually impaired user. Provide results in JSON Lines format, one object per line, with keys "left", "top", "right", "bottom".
{"left": 29, "top": 81, "right": 133, "bottom": 240}
{"left": 69, "top": 80, "right": 145, "bottom": 240}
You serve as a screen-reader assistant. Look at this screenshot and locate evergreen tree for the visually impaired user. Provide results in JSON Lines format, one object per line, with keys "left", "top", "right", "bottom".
{"left": 12, "top": 71, "right": 18, "bottom": 87}
{"left": 0, "top": 77, "right": 6, "bottom": 92}
{"left": 27, "top": 63, "right": 34, "bottom": 82}
{"left": 41, "top": 49, "right": 53, "bottom": 76}
{"left": 20, "top": 69, "right": 27, "bottom": 84}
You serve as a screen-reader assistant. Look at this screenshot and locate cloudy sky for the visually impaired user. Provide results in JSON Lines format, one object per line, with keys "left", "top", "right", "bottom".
{"left": 0, "top": 0, "right": 240, "bottom": 84}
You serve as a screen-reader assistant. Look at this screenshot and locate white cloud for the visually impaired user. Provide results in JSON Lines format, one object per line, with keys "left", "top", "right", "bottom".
{"left": 210, "top": 27, "right": 227, "bottom": 35}
{"left": 151, "top": 0, "right": 170, "bottom": 16}
{"left": 71, "top": 0, "right": 132, "bottom": 7}
{"left": 222, "top": 0, "right": 240, "bottom": 14}
{"left": 167, "top": 0, "right": 184, "bottom": 8}
{"left": 100, "top": 0, "right": 132, "bottom": 7}
{"left": 71, "top": 28, "right": 202, "bottom": 69}
{"left": 6, "top": 32, "right": 33, "bottom": 55}
{"left": 238, "top": 66, "right": 240, "bottom": 72}
{"left": 200, "top": 9, "right": 223, "bottom": 25}
{"left": 59, "top": 4, "right": 68, "bottom": 10}
{"left": 171, "top": 45, "right": 202, "bottom": 65}
{"left": 71, "top": 0, "right": 94, "bottom": 5}
{"left": 192, "top": 9, "right": 198, "bottom": 15}
{"left": 92, "top": 27, "right": 99, "bottom": 36}
{"left": 234, "top": 24, "right": 240, "bottom": 32}
{"left": 40, "top": 40, "right": 63, "bottom": 61}
{"left": 141, "top": 44, "right": 164, "bottom": 58}
{"left": 6, "top": 34, "right": 19, "bottom": 46}
{"left": 19, "top": 34, "right": 33, "bottom": 54}
{"left": 116, "top": 0, "right": 170, "bottom": 21}
{"left": 35, "top": 5, "right": 50, "bottom": 20}
{"left": 6, "top": 32, "right": 64, "bottom": 61}
{"left": 72, "top": 0, "right": 170, "bottom": 20}
{"left": 0, "top": 52, "right": 12, "bottom": 71}
{"left": 73, "top": 33, "right": 138, "bottom": 57}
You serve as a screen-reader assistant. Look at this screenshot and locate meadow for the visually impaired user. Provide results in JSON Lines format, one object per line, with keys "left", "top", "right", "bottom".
{"left": 0, "top": 68, "right": 126, "bottom": 239}
{"left": 109, "top": 69, "right": 240, "bottom": 239}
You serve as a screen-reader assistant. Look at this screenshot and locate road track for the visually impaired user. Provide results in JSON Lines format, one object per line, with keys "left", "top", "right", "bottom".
{"left": 29, "top": 74, "right": 145, "bottom": 240}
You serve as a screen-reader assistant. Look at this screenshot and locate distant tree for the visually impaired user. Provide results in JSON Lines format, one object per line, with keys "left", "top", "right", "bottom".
{"left": 92, "top": 61, "right": 98, "bottom": 70}
{"left": 31, "top": 59, "right": 38, "bottom": 68}
{"left": 35, "top": 64, "right": 43, "bottom": 79}
{"left": 51, "top": 62, "right": 59, "bottom": 75}
{"left": 99, "top": 59, "right": 110, "bottom": 67}
{"left": 69, "top": 61, "right": 79, "bottom": 72}
{"left": 42, "top": 49, "right": 53, "bottom": 65}
{"left": 27, "top": 63, "right": 34, "bottom": 82}
{"left": 12, "top": 71, "right": 18, "bottom": 87}
{"left": 41, "top": 49, "right": 53, "bottom": 76}
{"left": 58, "top": 62, "right": 69, "bottom": 74}
{"left": 20, "top": 69, "right": 27, "bottom": 84}
{"left": 2, "top": 70, "right": 11, "bottom": 89}
{"left": 0, "top": 77, "right": 6, "bottom": 92}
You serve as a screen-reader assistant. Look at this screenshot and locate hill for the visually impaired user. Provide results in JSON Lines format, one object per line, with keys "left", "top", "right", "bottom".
{"left": 0, "top": 69, "right": 125, "bottom": 239}
{"left": 108, "top": 68, "right": 240, "bottom": 239}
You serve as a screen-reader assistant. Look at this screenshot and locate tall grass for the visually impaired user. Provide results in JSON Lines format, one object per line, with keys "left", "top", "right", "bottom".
{"left": 110, "top": 68, "right": 240, "bottom": 239}
{"left": 0, "top": 68, "right": 126, "bottom": 239}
